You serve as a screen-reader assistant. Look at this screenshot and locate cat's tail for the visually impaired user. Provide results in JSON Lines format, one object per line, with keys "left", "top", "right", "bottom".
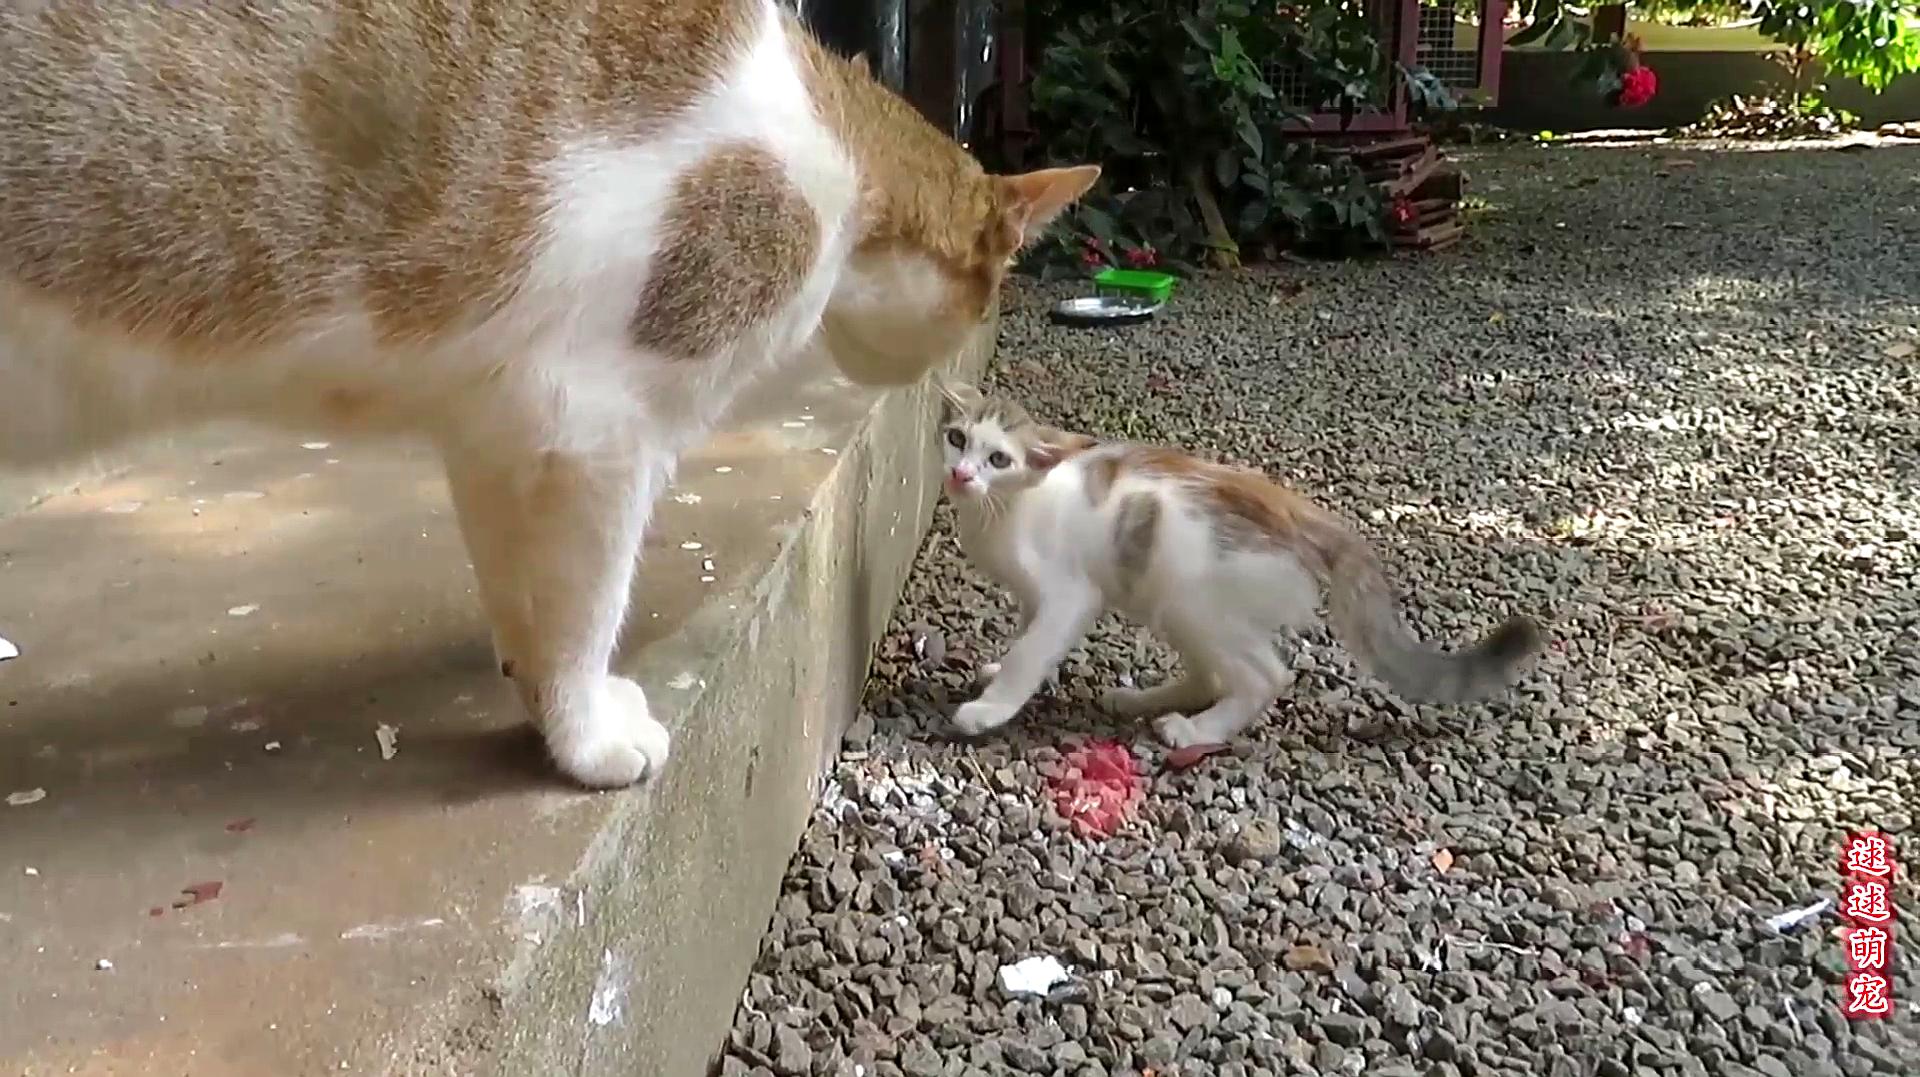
{"left": 1318, "top": 531, "right": 1542, "bottom": 705}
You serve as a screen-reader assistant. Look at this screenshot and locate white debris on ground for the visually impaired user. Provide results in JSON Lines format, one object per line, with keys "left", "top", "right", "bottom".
{"left": 998, "top": 956, "right": 1073, "bottom": 998}
{"left": 375, "top": 723, "right": 400, "bottom": 761}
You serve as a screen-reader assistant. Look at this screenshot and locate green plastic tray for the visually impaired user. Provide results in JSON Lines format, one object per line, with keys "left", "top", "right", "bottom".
{"left": 1093, "top": 268, "right": 1178, "bottom": 303}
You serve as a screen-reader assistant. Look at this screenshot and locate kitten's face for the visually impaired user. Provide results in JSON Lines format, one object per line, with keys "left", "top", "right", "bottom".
{"left": 937, "top": 391, "right": 1043, "bottom": 501}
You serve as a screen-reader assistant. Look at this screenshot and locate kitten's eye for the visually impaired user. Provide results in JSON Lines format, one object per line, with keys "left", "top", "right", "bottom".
{"left": 988, "top": 450, "right": 1012, "bottom": 469}
{"left": 945, "top": 428, "right": 966, "bottom": 449}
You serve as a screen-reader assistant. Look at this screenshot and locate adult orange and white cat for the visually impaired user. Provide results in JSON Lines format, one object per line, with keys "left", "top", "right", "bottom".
{"left": 0, "top": 0, "right": 1097, "bottom": 787}
{"left": 936, "top": 386, "right": 1541, "bottom": 745}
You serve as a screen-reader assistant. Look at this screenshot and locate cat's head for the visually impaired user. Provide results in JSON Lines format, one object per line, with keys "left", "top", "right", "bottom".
{"left": 824, "top": 166, "right": 1099, "bottom": 387}
{"left": 935, "top": 382, "right": 1091, "bottom": 502}
{"left": 802, "top": 41, "right": 1098, "bottom": 387}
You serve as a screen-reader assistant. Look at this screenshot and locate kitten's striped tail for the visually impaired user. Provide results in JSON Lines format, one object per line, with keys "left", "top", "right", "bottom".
{"left": 1318, "top": 533, "right": 1541, "bottom": 704}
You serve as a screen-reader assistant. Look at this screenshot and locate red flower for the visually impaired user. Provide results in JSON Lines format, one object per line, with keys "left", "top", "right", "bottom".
{"left": 1123, "top": 245, "right": 1158, "bottom": 268}
{"left": 1080, "top": 248, "right": 1105, "bottom": 269}
{"left": 1617, "top": 66, "right": 1658, "bottom": 108}
{"left": 1390, "top": 197, "right": 1417, "bottom": 227}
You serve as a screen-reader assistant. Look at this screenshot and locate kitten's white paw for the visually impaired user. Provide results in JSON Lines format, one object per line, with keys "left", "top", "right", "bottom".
{"left": 1101, "top": 686, "right": 1150, "bottom": 717}
{"left": 1153, "top": 712, "right": 1209, "bottom": 750}
{"left": 979, "top": 660, "right": 1002, "bottom": 680}
{"left": 547, "top": 676, "right": 672, "bottom": 789}
{"left": 952, "top": 699, "right": 1018, "bottom": 737}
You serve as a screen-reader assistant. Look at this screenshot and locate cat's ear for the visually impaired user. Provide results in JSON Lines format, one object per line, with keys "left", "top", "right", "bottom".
{"left": 994, "top": 165, "right": 1102, "bottom": 249}
{"left": 850, "top": 50, "right": 870, "bottom": 73}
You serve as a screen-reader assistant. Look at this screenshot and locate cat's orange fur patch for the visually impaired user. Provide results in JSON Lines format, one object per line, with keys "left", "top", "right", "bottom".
{"left": 633, "top": 143, "right": 820, "bottom": 359}
{"left": 790, "top": 27, "right": 992, "bottom": 264}
{"left": 0, "top": 0, "right": 763, "bottom": 356}
{"left": 583, "top": 0, "right": 761, "bottom": 126}
{"left": 1200, "top": 466, "right": 1359, "bottom": 571}
{"left": 790, "top": 25, "right": 1098, "bottom": 324}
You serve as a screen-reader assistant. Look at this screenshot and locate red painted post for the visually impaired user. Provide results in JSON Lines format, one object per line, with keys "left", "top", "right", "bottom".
{"left": 1477, "top": 0, "right": 1508, "bottom": 104}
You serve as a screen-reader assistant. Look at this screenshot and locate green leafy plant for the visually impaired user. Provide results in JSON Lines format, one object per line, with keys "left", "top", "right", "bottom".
{"left": 1020, "top": 0, "right": 1402, "bottom": 274}
{"left": 1510, "top": 1, "right": 1920, "bottom": 97}
{"left": 1752, "top": 0, "right": 1920, "bottom": 93}
{"left": 1506, "top": 0, "right": 1596, "bottom": 50}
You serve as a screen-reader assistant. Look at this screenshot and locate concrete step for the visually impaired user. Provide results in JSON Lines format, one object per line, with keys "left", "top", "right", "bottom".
{"left": 0, "top": 335, "right": 986, "bottom": 1076}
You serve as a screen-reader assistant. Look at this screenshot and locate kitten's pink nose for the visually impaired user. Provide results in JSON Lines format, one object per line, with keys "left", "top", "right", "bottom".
{"left": 947, "top": 465, "right": 975, "bottom": 487}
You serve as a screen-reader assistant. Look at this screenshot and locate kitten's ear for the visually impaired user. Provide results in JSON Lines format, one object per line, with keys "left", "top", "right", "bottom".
{"left": 1024, "top": 426, "right": 1093, "bottom": 472}
{"left": 935, "top": 378, "right": 982, "bottom": 423}
{"left": 994, "top": 165, "right": 1102, "bottom": 249}
{"left": 849, "top": 50, "right": 870, "bottom": 73}
{"left": 1025, "top": 441, "right": 1067, "bottom": 471}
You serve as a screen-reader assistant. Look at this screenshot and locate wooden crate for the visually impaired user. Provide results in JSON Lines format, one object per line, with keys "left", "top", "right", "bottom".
{"left": 1326, "top": 133, "right": 1468, "bottom": 253}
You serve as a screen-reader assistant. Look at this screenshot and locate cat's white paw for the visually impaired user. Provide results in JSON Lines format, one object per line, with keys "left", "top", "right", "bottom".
{"left": 978, "top": 660, "right": 1002, "bottom": 680}
{"left": 952, "top": 699, "right": 1018, "bottom": 737}
{"left": 1153, "top": 712, "right": 1209, "bottom": 750}
{"left": 546, "top": 676, "right": 672, "bottom": 789}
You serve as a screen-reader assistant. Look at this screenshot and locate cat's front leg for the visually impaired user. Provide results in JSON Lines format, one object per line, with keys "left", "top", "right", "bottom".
{"left": 952, "top": 585, "right": 1100, "bottom": 737}
{"left": 445, "top": 455, "right": 532, "bottom": 678}
{"left": 452, "top": 445, "right": 673, "bottom": 788}
{"left": 978, "top": 598, "right": 1039, "bottom": 681}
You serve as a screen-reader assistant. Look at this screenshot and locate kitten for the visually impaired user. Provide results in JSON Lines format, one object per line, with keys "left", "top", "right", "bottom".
{"left": 936, "top": 385, "right": 1542, "bottom": 747}
{"left": 0, "top": 1, "right": 1098, "bottom": 788}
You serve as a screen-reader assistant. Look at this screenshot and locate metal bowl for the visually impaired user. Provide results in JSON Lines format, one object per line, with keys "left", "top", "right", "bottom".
{"left": 1048, "top": 294, "right": 1162, "bottom": 328}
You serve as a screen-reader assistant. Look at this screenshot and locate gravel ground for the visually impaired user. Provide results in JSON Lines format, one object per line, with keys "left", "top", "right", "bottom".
{"left": 720, "top": 142, "right": 1920, "bottom": 1077}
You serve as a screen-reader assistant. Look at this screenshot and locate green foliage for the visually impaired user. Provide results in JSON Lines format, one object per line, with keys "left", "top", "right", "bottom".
{"left": 1506, "top": 0, "right": 1594, "bottom": 50}
{"left": 1509, "top": 1, "right": 1920, "bottom": 93}
{"left": 1751, "top": 0, "right": 1920, "bottom": 92}
{"left": 1021, "top": 0, "right": 1408, "bottom": 273}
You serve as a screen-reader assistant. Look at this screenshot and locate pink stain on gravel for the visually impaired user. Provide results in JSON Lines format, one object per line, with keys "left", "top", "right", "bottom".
{"left": 1047, "top": 740, "right": 1144, "bottom": 838}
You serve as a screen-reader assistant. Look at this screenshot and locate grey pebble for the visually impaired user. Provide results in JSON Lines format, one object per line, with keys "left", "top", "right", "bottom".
{"left": 1223, "top": 818, "right": 1285, "bottom": 864}
{"left": 1696, "top": 991, "right": 1742, "bottom": 1024}
{"left": 772, "top": 1026, "right": 812, "bottom": 1076}
{"left": 1320, "top": 1011, "right": 1367, "bottom": 1047}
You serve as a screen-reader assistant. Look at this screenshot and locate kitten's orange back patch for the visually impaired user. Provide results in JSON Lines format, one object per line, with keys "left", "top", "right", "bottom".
{"left": 1077, "top": 443, "right": 1355, "bottom": 568}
